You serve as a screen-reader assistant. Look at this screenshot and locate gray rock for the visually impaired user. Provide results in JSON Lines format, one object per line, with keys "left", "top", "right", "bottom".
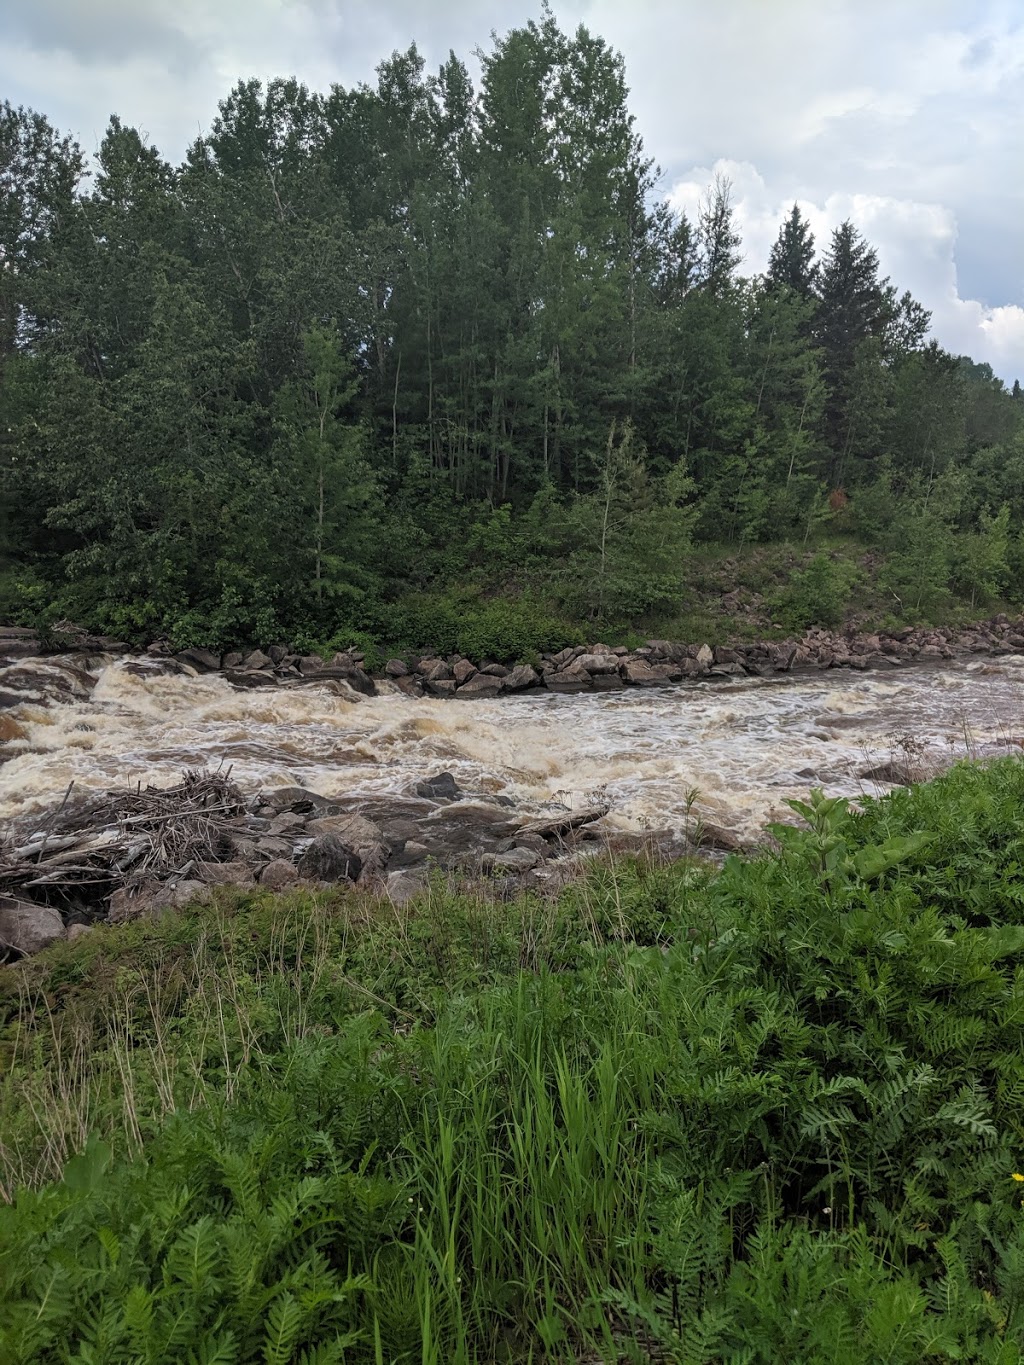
{"left": 504, "top": 664, "right": 540, "bottom": 691}
{"left": 387, "top": 870, "right": 430, "bottom": 906}
{"left": 195, "top": 860, "right": 256, "bottom": 887}
{"left": 176, "top": 646, "right": 221, "bottom": 672}
{"left": 453, "top": 659, "right": 477, "bottom": 684}
{"left": 67, "top": 923, "right": 94, "bottom": 943}
{"left": 306, "top": 813, "right": 390, "bottom": 876}
{"left": 385, "top": 658, "right": 410, "bottom": 677}
{"left": 415, "top": 772, "right": 461, "bottom": 801}
{"left": 107, "top": 880, "right": 207, "bottom": 923}
{"left": 297, "top": 834, "right": 361, "bottom": 883}
{"left": 620, "top": 659, "right": 659, "bottom": 686}
{"left": 256, "top": 835, "right": 295, "bottom": 859}
{"left": 260, "top": 859, "right": 299, "bottom": 890}
{"left": 456, "top": 674, "right": 504, "bottom": 698}
{"left": 483, "top": 846, "right": 540, "bottom": 873}
{"left": 0, "top": 897, "right": 66, "bottom": 956}
{"left": 244, "top": 649, "right": 273, "bottom": 671}
{"left": 576, "top": 653, "right": 620, "bottom": 675}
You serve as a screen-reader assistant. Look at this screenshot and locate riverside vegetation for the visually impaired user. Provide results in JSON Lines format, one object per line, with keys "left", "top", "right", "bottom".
{"left": 4, "top": 757, "right": 1024, "bottom": 1361}
{"left": 2, "top": 13, "right": 1024, "bottom": 662}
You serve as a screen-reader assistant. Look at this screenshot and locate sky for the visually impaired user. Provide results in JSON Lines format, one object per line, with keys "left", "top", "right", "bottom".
{"left": 2, "top": 0, "right": 1022, "bottom": 383}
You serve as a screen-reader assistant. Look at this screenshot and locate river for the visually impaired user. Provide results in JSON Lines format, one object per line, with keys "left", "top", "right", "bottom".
{"left": 1, "top": 655, "right": 1023, "bottom": 838}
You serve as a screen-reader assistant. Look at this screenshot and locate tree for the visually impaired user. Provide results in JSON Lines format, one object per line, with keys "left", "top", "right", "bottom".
{"left": 541, "top": 421, "right": 694, "bottom": 619}
{"left": 273, "top": 327, "right": 381, "bottom": 619}
{"left": 696, "top": 175, "right": 742, "bottom": 296}
{"left": 767, "top": 203, "right": 817, "bottom": 296}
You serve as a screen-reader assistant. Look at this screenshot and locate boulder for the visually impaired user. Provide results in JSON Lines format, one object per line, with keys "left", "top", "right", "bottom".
{"left": 244, "top": 649, "right": 274, "bottom": 671}
{"left": 417, "top": 657, "right": 448, "bottom": 678}
{"left": 456, "top": 674, "right": 504, "bottom": 698}
{"left": 385, "top": 658, "right": 410, "bottom": 677}
{"left": 176, "top": 646, "right": 221, "bottom": 672}
{"left": 256, "top": 836, "right": 295, "bottom": 860}
{"left": 859, "top": 761, "right": 915, "bottom": 785}
{"left": 341, "top": 667, "right": 377, "bottom": 697}
{"left": 107, "top": 879, "right": 207, "bottom": 923}
{"left": 297, "top": 834, "right": 361, "bottom": 883}
{"left": 425, "top": 679, "right": 457, "bottom": 697}
{"left": 576, "top": 653, "right": 621, "bottom": 675}
{"left": 546, "top": 663, "right": 592, "bottom": 693}
{"left": 482, "top": 846, "right": 540, "bottom": 874}
{"left": 453, "top": 659, "right": 476, "bottom": 684}
{"left": 0, "top": 896, "right": 66, "bottom": 956}
{"left": 387, "top": 869, "right": 430, "bottom": 905}
{"left": 268, "top": 811, "right": 307, "bottom": 835}
{"left": 222, "top": 651, "right": 244, "bottom": 669}
{"left": 695, "top": 822, "right": 745, "bottom": 854}
{"left": 415, "top": 771, "right": 462, "bottom": 801}
{"left": 620, "top": 658, "right": 659, "bottom": 686}
{"left": 223, "top": 668, "right": 276, "bottom": 689}
{"left": 480, "top": 663, "right": 510, "bottom": 678}
{"left": 297, "top": 655, "right": 325, "bottom": 675}
{"left": 67, "top": 923, "right": 94, "bottom": 944}
{"left": 195, "top": 861, "right": 256, "bottom": 887}
{"left": 504, "top": 664, "right": 540, "bottom": 691}
{"left": 260, "top": 859, "right": 299, "bottom": 890}
{"left": 395, "top": 675, "right": 424, "bottom": 698}
{"left": 306, "top": 813, "right": 390, "bottom": 876}
{"left": 695, "top": 644, "right": 714, "bottom": 669}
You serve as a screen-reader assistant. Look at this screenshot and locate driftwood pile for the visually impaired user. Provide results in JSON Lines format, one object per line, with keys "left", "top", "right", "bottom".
{"left": 1, "top": 770, "right": 246, "bottom": 905}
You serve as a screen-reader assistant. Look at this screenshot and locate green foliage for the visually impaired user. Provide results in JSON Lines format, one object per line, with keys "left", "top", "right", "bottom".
{"left": 373, "top": 590, "right": 583, "bottom": 662}
{"left": 773, "top": 551, "right": 861, "bottom": 628}
{"left": 7, "top": 762, "right": 1024, "bottom": 1357}
{"left": 3, "top": 24, "right": 1020, "bottom": 649}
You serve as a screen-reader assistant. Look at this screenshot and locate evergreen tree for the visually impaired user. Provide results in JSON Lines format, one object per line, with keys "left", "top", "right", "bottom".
{"left": 767, "top": 203, "right": 817, "bottom": 296}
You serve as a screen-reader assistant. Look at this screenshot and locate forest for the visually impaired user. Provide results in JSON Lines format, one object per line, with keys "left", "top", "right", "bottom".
{"left": 1, "top": 10, "right": 1023, "bottom": 656}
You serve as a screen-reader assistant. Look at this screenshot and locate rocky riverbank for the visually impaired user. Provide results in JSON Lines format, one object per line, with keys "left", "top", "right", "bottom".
{"left": 3, "top": 614, "right": 1024, "bottom": 707}
{"left": 0, "top": 766, "right": 706, "bottom": 961}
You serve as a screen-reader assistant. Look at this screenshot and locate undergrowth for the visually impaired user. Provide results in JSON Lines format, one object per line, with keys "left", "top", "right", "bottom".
{"left": 4, "top": 760, "right": 1024, "bottom": 1360}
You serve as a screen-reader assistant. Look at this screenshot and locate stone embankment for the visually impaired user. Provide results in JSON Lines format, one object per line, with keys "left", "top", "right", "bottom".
{"left": 2, "top": 616, "right": 1024, "bottom": 705}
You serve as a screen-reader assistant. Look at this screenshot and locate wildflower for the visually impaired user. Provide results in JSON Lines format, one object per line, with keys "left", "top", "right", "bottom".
{"left": 1012, "top": 1173, "right": 1024, "bottom": 1183}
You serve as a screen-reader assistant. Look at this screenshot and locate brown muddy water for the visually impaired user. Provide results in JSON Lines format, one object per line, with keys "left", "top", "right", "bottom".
{"left": 1, "top": 656, "right": 1023, "bottom": 839}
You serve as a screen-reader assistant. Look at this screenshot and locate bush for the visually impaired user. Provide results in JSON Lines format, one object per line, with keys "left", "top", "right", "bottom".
{"left": 375, "top": 591, "right": 583, "bottom": 662}
{"left": 773, "top": 551, "right": 861, "bottom": 629}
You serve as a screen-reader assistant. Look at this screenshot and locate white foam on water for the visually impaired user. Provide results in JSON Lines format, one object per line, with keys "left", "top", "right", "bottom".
{"left": 0, "top": 658, "right": 1022, "bottom": 837}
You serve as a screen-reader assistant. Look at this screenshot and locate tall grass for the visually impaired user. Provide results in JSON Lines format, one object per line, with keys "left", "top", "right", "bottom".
{"left": 4, "top": 761, "right": 1024, "bottom": 1359}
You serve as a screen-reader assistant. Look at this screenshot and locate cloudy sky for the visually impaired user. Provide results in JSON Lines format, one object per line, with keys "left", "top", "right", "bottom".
{"left": 3, "top": 0, "right": 1022, "bottom": 382}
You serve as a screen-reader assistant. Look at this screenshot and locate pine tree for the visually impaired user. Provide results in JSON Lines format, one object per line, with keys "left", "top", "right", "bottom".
{"left": 767, "top": 203, "right": 817, "bottom": 296}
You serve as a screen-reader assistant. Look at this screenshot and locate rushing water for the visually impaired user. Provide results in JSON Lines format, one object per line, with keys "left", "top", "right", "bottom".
{"left": 1, "top": 655, "right": 1023, "bottom": 838}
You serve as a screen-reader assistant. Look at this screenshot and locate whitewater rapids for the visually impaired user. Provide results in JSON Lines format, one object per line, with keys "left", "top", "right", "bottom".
{"left": 1, "top": 656, "right": 1023, "bottom": 839}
